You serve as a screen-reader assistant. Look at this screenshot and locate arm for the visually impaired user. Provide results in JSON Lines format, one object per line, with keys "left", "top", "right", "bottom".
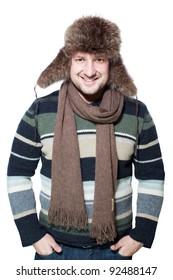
{"left": 112, "top": 103, "right": 164, "bottom": 255}
{"left": 7, "top": 100, "right": 46, "bottom": 246}
{"left": 130, "top": 105, "right": 164, "bottom": 248}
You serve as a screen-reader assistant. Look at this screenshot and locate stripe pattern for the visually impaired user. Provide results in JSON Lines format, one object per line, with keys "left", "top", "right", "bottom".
{"left": 7, "top": 91, "right": 165, "bottom": 247}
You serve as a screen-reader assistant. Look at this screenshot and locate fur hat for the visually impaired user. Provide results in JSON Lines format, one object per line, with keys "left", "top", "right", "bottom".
{"left": 37, "top": 16, "right": 137, "bottom": 96}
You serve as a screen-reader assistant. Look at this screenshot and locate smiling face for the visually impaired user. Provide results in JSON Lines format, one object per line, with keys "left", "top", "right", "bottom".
{"left": 70, "top": 52, "right": 109, "bottom": 102}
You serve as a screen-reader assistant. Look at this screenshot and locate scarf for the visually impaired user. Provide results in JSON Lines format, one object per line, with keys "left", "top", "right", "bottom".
{"left": 48, "top": 81, "right": 124, "bottom": 244}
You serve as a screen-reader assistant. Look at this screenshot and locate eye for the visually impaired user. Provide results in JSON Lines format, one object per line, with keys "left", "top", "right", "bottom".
{"left": 96, "top": 58, "right": 105, "bottom": 63}
{"left": 74, "top": 57, "right": 84, "bottom": 62}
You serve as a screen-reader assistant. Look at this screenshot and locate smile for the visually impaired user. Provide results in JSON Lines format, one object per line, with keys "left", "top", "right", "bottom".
{"left": 80, "top": 76, "right": 98, "bottom": 82}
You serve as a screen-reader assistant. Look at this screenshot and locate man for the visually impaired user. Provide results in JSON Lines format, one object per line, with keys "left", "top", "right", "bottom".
{"left": 7, "top": 16, "right": 165, "bottom": 260}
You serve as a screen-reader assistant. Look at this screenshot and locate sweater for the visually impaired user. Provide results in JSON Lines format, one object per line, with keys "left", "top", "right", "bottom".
{"left": 7, "top": 91, "right": 165, "bottom": 248}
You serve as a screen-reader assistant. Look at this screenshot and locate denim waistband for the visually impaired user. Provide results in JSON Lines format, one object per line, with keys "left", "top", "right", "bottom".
{"left": 60, "top": 242, "right": 112, "bottom": 250}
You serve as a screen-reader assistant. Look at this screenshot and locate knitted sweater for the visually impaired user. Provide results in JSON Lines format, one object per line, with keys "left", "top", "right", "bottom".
{"left": 7, "top": 91, "right": 165, "bottom": 248}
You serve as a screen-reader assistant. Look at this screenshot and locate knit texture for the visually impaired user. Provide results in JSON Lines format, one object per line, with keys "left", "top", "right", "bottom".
{"left": 49, "top": 82, "right": 124, "bottom": 244}
{"left": 7, "top": 91, "right": 165, "bottom": 248}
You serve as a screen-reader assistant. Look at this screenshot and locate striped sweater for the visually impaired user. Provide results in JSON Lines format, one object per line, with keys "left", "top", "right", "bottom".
{"left": 7, "top": 91, "right": 165, "bottom": 248}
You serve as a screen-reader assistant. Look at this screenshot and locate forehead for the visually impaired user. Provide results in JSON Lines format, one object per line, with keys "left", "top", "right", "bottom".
{"left": 72, "top": 51, "right": 107, "bottom": 59}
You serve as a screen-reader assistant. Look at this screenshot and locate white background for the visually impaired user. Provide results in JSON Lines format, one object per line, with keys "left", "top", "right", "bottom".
{"left": 0, "top": 0, "right": 172, "bottom": 278}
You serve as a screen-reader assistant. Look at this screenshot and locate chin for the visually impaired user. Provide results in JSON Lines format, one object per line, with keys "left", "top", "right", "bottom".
{"left": 80, "top": 85, "right": 101, "bottom": 95}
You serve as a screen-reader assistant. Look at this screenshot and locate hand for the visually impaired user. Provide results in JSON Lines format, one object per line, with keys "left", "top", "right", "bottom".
{"left": 110, "top": 235, "right": 143, "bottom": 257}
{"left": 33, "top": 233, "right": 62, "bottom": 256}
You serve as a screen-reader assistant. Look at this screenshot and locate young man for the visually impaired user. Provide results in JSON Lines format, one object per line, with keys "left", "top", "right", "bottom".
{"left": 7, "top": 16, "right": 165, "bottom": 260}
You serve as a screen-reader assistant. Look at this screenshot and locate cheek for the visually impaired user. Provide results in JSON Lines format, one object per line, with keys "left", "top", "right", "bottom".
{"left": 70, "top": 65, "right": 82, "bottom": 77}
{"left": 102, "top": 69, "right": 109, "bottom": 82}
{"left": 70, "top": 67, "right": 76, "bottom": 81}
{"left": 99, "top": 64, "right": 109, "bottom": 79}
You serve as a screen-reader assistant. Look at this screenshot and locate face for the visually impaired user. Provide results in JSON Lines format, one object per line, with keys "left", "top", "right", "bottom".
{"left": 70, "top": 52, "right": 109, "bottom": 102}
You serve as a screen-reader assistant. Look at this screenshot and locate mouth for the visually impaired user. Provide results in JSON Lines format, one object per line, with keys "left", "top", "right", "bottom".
{"left": 80, "top": 76, "right": 98, "bottom": 83}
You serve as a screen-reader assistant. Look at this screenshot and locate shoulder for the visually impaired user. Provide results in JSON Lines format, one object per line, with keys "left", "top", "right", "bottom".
{"left": 35, "top": 90, "right": 59, "bottom": 104}
{"left": 30, "top": 90, "right": 59, "bottom": 114}
{"left": 123, "top": 96, "right": 150, "bottom": 119}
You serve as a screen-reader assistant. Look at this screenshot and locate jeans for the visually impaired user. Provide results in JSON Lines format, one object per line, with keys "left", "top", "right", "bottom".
{"left": 34, "top": 243, "right": 132, "bottom": 260}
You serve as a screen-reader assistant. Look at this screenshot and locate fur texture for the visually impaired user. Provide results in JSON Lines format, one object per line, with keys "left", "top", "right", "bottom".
{"left": 37, "top": 16, "right": 137, "bottom": 97}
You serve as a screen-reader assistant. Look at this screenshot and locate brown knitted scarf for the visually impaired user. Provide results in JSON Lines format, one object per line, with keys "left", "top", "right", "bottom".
{"left": 48, "top": 81, "right": 124, "bottom": 244}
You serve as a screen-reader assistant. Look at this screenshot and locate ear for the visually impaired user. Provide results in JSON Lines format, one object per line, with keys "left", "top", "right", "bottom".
{"left": 37, "top": 48, "right": 70, "bottom": 88}
{"left": 109, "top": 57, "right": 137, "bottom": 97}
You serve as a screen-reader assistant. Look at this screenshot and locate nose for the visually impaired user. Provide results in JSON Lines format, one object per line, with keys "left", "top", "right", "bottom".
{"left": 83, "top": 60, "right": 96, "bottom": 77}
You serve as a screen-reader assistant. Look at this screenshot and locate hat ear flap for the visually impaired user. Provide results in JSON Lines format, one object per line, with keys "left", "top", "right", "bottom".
{"left": 37, "top": 48, "right": 69, "bottom": 88}
{"left": 109, "top": 57, "right": 137, "bottom": 97}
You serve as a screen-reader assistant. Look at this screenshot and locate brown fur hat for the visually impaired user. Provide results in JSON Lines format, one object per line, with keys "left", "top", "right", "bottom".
{"left": 37, "top": 16, "right": 137, "bottom": 96}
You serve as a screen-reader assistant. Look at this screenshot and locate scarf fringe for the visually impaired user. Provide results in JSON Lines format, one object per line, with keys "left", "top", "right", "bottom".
{"left": 91, "top": 223, "right": 117, "bottom": 244}
{"left": 48, "top": 208, "right": 88, "bottom": 229}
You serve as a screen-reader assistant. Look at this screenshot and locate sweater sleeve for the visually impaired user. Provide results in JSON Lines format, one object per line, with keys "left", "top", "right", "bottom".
{"left": 7, "top": 100, "right": 47, "bottom": 246}
{"left": 130, "top": 104, "right": 165, "bottom": 248}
